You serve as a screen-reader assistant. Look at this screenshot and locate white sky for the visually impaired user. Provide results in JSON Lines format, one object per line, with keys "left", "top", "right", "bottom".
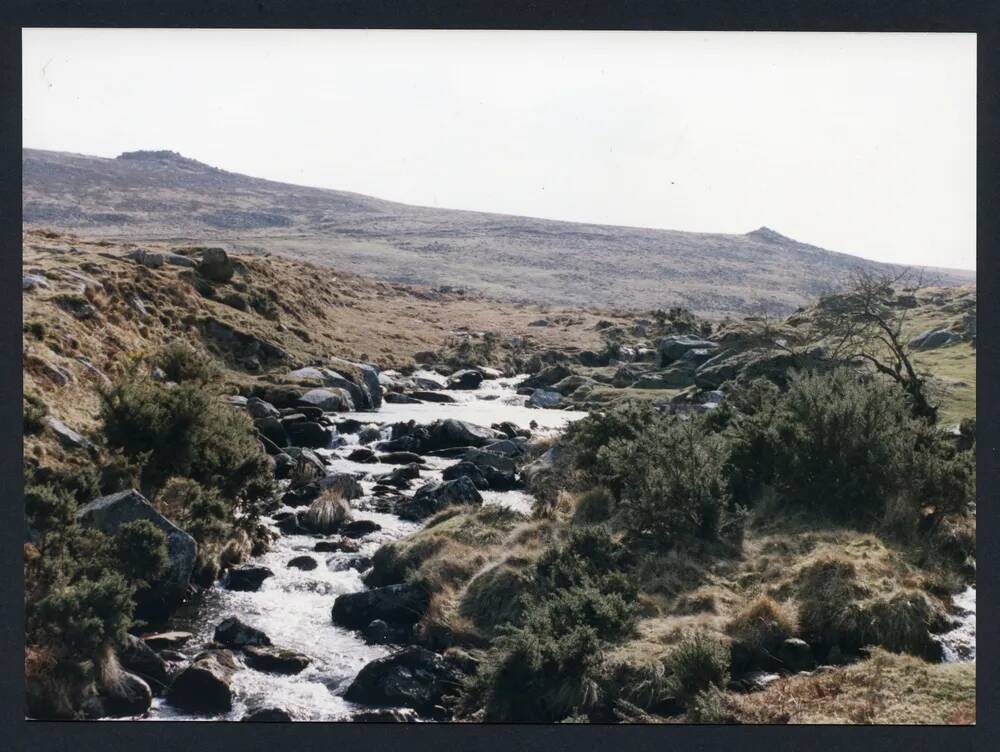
{"left": 23, "top": 29, "right": 976, "bottom": 270}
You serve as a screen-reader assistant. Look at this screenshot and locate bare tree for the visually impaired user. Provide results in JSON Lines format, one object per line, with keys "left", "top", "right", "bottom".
{"left": 811, "top": 268, "right": 938, "bottom": 421}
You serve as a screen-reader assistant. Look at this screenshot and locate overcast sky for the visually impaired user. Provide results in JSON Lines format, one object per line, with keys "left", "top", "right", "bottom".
{"left": 23, "top": 29, "right": 976, "bottom": 270}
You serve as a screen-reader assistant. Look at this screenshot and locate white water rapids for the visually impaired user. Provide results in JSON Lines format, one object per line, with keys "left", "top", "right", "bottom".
{"left": 146, "top": 375, "right": 584, "bottom": 721}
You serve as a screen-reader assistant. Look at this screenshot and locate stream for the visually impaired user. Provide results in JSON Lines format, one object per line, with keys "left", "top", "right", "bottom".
{"left": 140, "top": 372, "right": 975, "bottom": 721}
{"left": 146, "top": 375, "right": 585, "bottom": 721}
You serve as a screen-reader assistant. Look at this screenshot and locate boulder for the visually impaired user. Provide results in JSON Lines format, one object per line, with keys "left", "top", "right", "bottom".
{"left": 631, "top": 363, "right": 696, "bottom": 389}
{"left": 298, "top": 388, "right": 355, "bottom": 413}
{"left": 443, "top": 449, "right": 517, "bottom": 490}
{"left": 694, "top": 348, "right": 804, "bottom": 390}
{"left": 423, "top": 419, "right": 501, "bottom": 451}
{"left": 658, "top": 335, "right": 719, "bottom": 366}
{"left": 410, "top": 391, "right": 457, "bottom": 403}
{"left": 328, "top": 357, "right": 383, "bottom": 409}
{"left": 45, "top": 416, "right": 96, "bottom": 451}
{"left": 76, "top": 490, "right": 196, "bottom": 618}
{"left": 141, "top": 631, "right": 192, "bottom": 651}
{"left": 119, "top": 633, "right": 169, "bottom": 688}
{"left": 909, "top": 328, "right": 963, "bottom": 350}
{"left": 242, "top": 645, "right": 310, "bottom": 675}
{"left": 385, "top": 392, "right": 422, "bottom": 404}
{"left": 377, "top": 452, "right": 422, "bottom": 468}
{"left": 481, "top": 439, "right": 524, "bottom": 457}
{"left": 343, "top": 646, "right": 467, "bottom": 715}
{"left": 91, "top": 671, "right": 152, "bottom": 718}
{"left": 521, "top": 363, "right": 573, "bottom": 389}
{"left": 551, "top": 374, "right": 599, "bottom": 396}
{"left": 520, "top": 445, "right": 566, "bottom": 485}
{"left": 247, "top": 396, "right": 281, "bottom": 420}
{"left": 577, "top": 350, "right": 608, "bottom": 367}
{"left": 164, "top": 253, "right": 197, "bottom": 268}
{"left": 347, "top": 447, "right": 379, "bottom": 464}
{"left": 254, "top": 416, "right": 289, "bottom": 448}
{"left": 340, "top": 519, "right": 382, "bottom": 539}
{"left": 288, "top": 555, "right": 318, "bottom": 571}
{"left": 197, "top": 248, "right": 235, "bottom": 282}
{"left": 314, "top": 536, "right": 362, "bottom": 553}
{"left": 281, "top": 484, "right": 321, "bottom": 508}
{"left": 223, "top": 565, "right": 274, "bottom": 592}
{"left": 214, "top": 616, "right": 271, "bottom": 649}
{"left": 166, "top": 650, "right": 236, "bottom": 714}
{"left": 285, "top": 420, "right": 334, "bottom": 448}
{"left": 400, "top": 477, "right": 482, "bottom": 521}
{"left": 22, "top": 273, "right": 50, "bottom": 290}
{"left": 289, "top": 366, "right": 369, "bottom": 410}
{"left": 778, "top": 638, "right": 816, "bottom": 673}
{"left": 382, "top": 463, "right": 422, "bottom": 488}
{"left": 447, "top": 369, "right": 484, "bottom": 390}
{"left": 527, "top": 388, "right": 563, "bottom": 408}
{"left": 331, "top": 583, "right": 430, "bottom": 630}
{"left": 242, "top": 707, "right": 293, "bottom": 722}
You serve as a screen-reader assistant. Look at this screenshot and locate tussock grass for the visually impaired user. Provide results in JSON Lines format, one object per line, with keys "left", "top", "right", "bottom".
{"left": 722, "top": 649, "right": 975, "bottom": 724}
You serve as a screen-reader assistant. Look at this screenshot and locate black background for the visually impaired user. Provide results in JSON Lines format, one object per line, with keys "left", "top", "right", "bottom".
{"left": 0, "top": 2, "right": 996, "bottom": 751}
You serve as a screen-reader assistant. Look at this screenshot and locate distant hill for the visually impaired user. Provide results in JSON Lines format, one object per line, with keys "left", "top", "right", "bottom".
{"left": 22, "top": 148, "right": 974, "bottom": 316}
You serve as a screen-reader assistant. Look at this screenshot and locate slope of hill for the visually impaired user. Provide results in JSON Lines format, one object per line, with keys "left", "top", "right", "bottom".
{"left": 22, "top": 148, "right": 975, "bottom": 316}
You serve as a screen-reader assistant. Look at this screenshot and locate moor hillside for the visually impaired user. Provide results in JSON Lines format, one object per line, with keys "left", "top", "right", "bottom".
{"left": 22, "top": 149, "right": 975, "bottom": 316}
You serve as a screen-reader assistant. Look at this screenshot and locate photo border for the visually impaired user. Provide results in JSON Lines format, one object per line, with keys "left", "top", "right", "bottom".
{"left": 1, "top": 2, "right": 996, "bottom": 751}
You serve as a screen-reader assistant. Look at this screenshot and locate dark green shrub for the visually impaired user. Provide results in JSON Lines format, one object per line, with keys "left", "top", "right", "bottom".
{"left": 725, "top": 370, "right": 975, "bottom": 532}
{"left": 149, "top": 341, "right": 220, "bottom": 384}
{"left": 457, "top": 529, "right": 638, "bottom": 722}
{"left": 110, "top": 520, "right": 168, "bottom": 588}
{"left": 25, "top": 483, "right": 78, "bottom": 535}
{"left": 563, "top": 401, "right": 659, "bottom": 494}
{"left": 31, "top": 573, "right": 134, "bottom": 659}
{"left": 601, "top": 416, "right": 743, "bottom": 549}
{"left": 99, "top": 372, "right": 273, "bottom": 503}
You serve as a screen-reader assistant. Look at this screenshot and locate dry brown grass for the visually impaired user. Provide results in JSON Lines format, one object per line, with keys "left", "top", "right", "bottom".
{"left": 22, "top": 229, "right": 625, "bottom": 442}
{"left": 723, "top": 649, "right": 975, "bottom": 724}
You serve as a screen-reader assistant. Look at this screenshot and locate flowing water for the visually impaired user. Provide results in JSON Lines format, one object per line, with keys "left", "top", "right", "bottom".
{"left": 146, "top": 375, "right": 585, "bottom": 721}
{"left": 937, "top": 586, "right": 976, "bottom": 663}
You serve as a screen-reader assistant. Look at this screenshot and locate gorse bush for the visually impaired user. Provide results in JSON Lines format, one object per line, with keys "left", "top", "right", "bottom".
{"left": 109, "top": 520, "right": 168, "bottom": 589}
{"left": 563, "top": 401, "right": 659, "bottom": 495}
{"left": 458, "top": 529, "right": 638, "bottom": 722}
{"left": 149, "top": 341, "right": 220, "bottom": 384}
{"left": 729, "top": 369, "right": 974, "bottom": 528}
{"left": 600, "top": 415, "right": 744, "bottom": 549}
{"left": 99, "top": 370, "right": 273, "bottom": 503}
